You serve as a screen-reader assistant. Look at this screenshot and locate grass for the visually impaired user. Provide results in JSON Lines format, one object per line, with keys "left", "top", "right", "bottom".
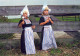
{"left": 55, "top": 16, "right": 80, "bottom": 21}
{"left": 0, "top": 39, "right": 79, "bottom": 56}
{"left": 57, "top": 40, "right": 80, "bottom": 48}
{"left": 50, "top": 40, "right": 80, "bottom": 56}
{"left": 0, "top": 47, "right": 79, "bottom": 56}
{"left": 35, "top": 17, "right": 40, "bottom": 21}
{"left": 0, "top": 18, "right": 21, "bottom": 23}
{"left": 50, "top": 48, "right": 63, "bottom": 55}
{"left": 8, "top": 16, "right": 80, "bottom": 22}
{"left": 8, "top": 18, "right": 21, "bottom": 23}
{"left": 0, "top": 16, "right": 80, "bottom": 23}
{"left": 0, "top": 33, "right": 14, "bottom": 39}
{"left": 0, "top": 17, "right": 40, "bottom": 23}
{"left": 0, "top": 43, "right": 6, "bottom": 49}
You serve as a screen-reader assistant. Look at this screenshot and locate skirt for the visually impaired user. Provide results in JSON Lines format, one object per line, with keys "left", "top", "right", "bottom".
{"left": 21, "top": 27, "right": 36, "bottom": 54}
{"left": 42, "top": 25, "right": 57, "bottom": 50}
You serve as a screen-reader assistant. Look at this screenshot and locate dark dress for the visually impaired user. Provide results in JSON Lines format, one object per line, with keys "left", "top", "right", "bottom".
{"left": 39, "top": 16, "right": 57, "bottom": 50}
{"left": 18, "top": 19, "right": 32, "bottom": 54}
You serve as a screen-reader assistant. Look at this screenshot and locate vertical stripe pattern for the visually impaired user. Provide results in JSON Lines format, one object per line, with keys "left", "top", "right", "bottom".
{"left": 42, "top": 25, "right": 57, "bottom": 50}
{"left": 24, "top": 27, "right": 36, "bottom": 54}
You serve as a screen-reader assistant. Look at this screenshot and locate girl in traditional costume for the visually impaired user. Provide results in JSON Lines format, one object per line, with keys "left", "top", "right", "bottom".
{"left": 18, "top": 5, "right": 36, "bottom": 55}
{"left": 39, "top": 5, "right": 57, "bottom": 51}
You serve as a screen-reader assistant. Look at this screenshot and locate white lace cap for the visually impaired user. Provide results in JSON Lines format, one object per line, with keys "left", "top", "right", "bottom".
{"left": 20, "top": 5, "right": 30, "bottom": 17}
{"left": 42, "top": 4, "right": 51, "bottom": 12}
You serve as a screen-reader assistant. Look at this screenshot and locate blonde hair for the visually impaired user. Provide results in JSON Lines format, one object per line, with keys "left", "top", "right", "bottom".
{"left": 23, "top": 11, "right": 28, "bottom": 14}
{"left": 42, "top": 6, "right": 49, "bottom": 16}
{"left": 45, "top": 6, "right": 49, "bottom": 10}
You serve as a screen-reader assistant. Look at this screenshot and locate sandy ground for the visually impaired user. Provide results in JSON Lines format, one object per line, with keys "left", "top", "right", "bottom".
{"left": 12, "top": 31, "right": 74, "bottom": 39}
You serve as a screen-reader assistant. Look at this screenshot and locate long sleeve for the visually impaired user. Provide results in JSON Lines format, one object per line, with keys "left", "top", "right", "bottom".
{"left": 39, "top": 17, "right": 44, "bottom": 24}
{"left": 18, "top": 19, "right": 23, "bottom": 26}
{"left": 50, "top": 17, "right": 54, "bottom": 21}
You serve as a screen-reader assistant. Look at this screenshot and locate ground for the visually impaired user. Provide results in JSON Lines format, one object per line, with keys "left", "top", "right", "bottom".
{"left": 0, "top": 42, "right": 80, "bottom": 56}
{"left": 0, "top": 33, "right": 80, "bottom": 56}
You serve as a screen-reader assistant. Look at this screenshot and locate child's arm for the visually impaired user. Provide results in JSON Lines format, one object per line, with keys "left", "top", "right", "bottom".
{"left": 40, "top": 19, "right": 49, "bottom": 26}
{"left": 18, "top": 21, "right": 24, "bottom": 27}
{"left": 18, "top": 19, "right": 24, "bottom": 28}
{"left": 48, "top": 17, "right": 53, "bottom": 24}
{"left": 39, "top": 17, "right": 50, "bottom": 26}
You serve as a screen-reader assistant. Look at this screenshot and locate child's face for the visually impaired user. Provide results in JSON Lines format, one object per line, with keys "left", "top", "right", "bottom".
{"left": 23, "top": 13, "right": 28, "bottom": 18}
{"left": 43, "top": 10, "right": 49, "bottom": 15}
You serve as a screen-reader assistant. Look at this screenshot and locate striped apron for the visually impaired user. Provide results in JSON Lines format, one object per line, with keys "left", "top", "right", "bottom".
{"left": 42, "top": 25, "right": 57, "bottom": 50}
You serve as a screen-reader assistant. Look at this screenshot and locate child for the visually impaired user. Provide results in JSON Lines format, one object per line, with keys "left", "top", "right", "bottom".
{"left": 39, "top": 5, "right": 57, "bottom": 51}
{"left": 18, "top": 5, "right": 36, "bottom": 55}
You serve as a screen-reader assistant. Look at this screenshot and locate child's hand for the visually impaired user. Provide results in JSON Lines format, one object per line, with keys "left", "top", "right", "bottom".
{"left": 31, "top": 25, "right": 35, "bottom": 29}
{"left": 48, "top": 17, "right": 52, "bottom": 21}
{"left": 45, "top": 19, "right": 49, "bottom": 23}
{"left": 48, "top": 17, "right": 54, "bottom": 24}
{"left": 21, "top": 21, "right": 24, "bottom": 25}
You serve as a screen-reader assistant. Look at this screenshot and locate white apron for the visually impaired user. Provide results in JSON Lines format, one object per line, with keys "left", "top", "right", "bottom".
{"left": 24, "top": 19, "right": 36, "bottom": 54}
{"left": 42, "top": 25, "right": 57, "bottom": 50}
